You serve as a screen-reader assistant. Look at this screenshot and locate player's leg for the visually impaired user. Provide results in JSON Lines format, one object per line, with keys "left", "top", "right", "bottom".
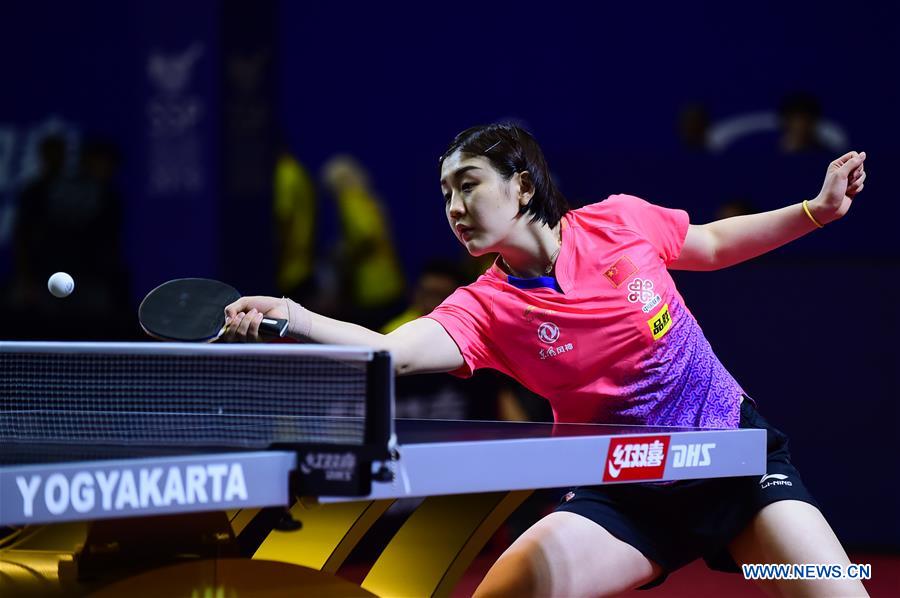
{"left": 474, "top": 511, "right": 663, "bottom": 597}
{"left": 728, "top": 500, "right": 869, "bottom": 597}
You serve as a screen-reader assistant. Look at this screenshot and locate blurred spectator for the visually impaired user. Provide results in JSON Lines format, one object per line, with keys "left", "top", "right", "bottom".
{"left": 8, "top": 136, "right": 131, "bottom": 339}
{"left": 273, "top": 145, "right": 317, "bottom": 302}
{"left": 322, "top": 155, "right": 405, "bottom": 328}
{"left": 376, "top": 258, "right": 501, "bottom": 420}
{"left": 778, "top": 92, "right": 827, "bottom": 153}
{"left": 678, "top": 103, "right": 711, "bottom": 151}
{"left": 706, "top": 93, "right": 846, "bottom": 154}
{"left": 7, "top": 135, "right": 67, "bottom": 313}
{"left": 392, "top": 373, "right": 475, "bottom": 420}
{"left": 381, "top": 259, "right": 463, "bottom": 333}
{"left": 381, "top": 259, "right": 553, "bottom": 422}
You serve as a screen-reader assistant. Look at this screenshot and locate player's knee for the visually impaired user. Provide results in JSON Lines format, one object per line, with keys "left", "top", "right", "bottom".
{"left": 474, "top": 542, "right": 543, "bottom": 597}
{"left": 475, "top": 535, "right": 657, "bottom": 597}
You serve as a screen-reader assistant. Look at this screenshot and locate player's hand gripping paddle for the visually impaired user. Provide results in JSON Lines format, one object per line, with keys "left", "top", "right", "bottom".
{"left": 139, "top": 278, "right": 288, "bottom": 342}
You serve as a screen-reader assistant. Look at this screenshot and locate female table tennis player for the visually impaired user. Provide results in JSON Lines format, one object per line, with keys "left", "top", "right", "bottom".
{"left": 225, "top": 124, "right": 868, "bottom": 597}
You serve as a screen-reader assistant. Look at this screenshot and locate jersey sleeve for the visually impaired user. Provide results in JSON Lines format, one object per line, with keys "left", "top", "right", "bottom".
{"left": 594, "top": 194, "right": 690, "bottom": 264}
{"left": 421, "top": 285, "right": 496, "bottom": 378}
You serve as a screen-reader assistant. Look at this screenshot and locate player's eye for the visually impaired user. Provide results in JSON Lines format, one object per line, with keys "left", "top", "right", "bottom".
{"left": 461, "top": 182, "right": 476, "bottom": 193}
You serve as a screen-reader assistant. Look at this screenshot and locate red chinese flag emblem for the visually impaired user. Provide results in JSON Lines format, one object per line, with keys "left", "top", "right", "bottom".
{"left": 604, "top": 256, "right": 638, "bottom": 287}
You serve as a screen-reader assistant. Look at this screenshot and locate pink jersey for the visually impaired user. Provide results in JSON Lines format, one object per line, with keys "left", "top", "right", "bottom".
{"left": 424, "top": 195, "right": 744, "bottom": 428}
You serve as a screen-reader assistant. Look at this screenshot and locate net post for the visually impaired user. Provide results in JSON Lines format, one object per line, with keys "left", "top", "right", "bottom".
{"left": 365, "top": 350, "right": 394, "bottom": 461}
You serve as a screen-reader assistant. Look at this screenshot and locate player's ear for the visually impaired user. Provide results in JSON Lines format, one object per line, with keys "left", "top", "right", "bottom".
{"left": 516, "top": 171, "right": 535, "bottom": 207}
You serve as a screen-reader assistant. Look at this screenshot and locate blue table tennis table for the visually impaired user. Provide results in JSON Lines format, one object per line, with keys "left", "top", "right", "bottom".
{"left": 0, "top": 342, "right": 766, "bottom": 597}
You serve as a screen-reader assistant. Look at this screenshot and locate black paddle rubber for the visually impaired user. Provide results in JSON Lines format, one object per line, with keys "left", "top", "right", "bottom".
{"left": 139, "top": 278, "right": 288, "bottom": 342}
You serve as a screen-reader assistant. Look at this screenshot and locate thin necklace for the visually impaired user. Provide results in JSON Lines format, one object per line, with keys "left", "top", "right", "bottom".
{"left": 503, "top": 226, "right": 562, "bottom": 277}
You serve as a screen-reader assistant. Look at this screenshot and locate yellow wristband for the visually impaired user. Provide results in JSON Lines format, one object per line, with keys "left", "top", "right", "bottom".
{"left": 802, "top": 200, "right": 824, "bottom": 229}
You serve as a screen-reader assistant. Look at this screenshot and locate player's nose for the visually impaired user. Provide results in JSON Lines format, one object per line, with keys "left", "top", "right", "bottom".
{"left": 447, "top": 192, "right": 465, "bottom": 218}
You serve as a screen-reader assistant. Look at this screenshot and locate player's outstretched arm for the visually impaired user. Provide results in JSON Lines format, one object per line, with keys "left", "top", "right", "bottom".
{"left": 670, "top": 151, "right": 867, "bottom": 271}
{"left": 223, "top": 297, "right": 464, "bottom": 376}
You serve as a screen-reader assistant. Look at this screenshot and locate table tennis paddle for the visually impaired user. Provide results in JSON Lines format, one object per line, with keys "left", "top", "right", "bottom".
{"left": 139, "top": 278, "right": 288, "bottom": 342}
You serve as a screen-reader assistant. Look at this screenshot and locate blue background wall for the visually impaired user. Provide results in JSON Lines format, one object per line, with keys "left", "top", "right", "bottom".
{"left": 278, "top": 1, "right": 898, "bottom": 268}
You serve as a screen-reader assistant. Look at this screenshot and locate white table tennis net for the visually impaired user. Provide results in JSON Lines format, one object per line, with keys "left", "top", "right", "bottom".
{"left": 0, "top": 343, "right": 379, "bottom": 448}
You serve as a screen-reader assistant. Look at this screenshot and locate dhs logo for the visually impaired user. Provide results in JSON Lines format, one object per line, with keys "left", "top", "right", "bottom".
{"left": 603, "top": 435, "right": 670, "bottom": 482}
{"left": 537, "top": 322, "right": 560, "bottom": 344}
{"left": 670, "top": 443, "right": 715, "bottom": 468}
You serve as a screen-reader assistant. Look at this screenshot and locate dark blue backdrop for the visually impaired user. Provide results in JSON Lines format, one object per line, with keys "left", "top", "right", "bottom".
{"left": 278, "top": 1, "right": 899, "bottom": 271}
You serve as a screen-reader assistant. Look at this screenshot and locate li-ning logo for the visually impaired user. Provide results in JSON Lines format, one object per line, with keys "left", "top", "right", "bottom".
{"left": 603, "top": 436, "right": 670, "bottom": 482}
{"left": 537, "top": 321, "right": 560, "bottom": 344}
{"left": 759, "top": 473, "right": 793, "bottom": 489}
{"left": 300, "top": 452, "right": 357, "bottom": 482}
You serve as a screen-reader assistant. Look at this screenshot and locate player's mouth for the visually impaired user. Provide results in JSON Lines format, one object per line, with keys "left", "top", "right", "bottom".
{"left": 455, "top": 224, "right": 475, "bottom": 241}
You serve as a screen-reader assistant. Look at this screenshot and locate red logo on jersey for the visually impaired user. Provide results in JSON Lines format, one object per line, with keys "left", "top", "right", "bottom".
{"left": 604, "top": 256, "right": 638, "bottom": 287}
{"left": 524, "top": 306, "right": 556, "bottom": 323}
{"left": 603, "top": 435, "right": 670, "bottom": 482}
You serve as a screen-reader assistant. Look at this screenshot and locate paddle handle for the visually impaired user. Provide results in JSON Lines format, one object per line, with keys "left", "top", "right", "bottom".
{"left": 260, "top": 318, "right": 289, "bottom": 338}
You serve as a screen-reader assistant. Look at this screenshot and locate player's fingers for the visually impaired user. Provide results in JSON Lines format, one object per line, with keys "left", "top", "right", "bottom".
{"left": 236, "top": 309, "right": 257, "bottom": 339}
{"left": 225, "top": 297, "right": 253, "bottom": 318}
{"left": 221, "top": 315, "right": 236, "bottom": 341}
{"left": 830, "top": 150, "right": 857, "bottom": 169}
{"left": 847, "top": 171, "right": 867, "bottom": 193}
{"left": 218, "top": 313, "right": 239, "bottom": 342}
{"left": 837, "top": 151, "right": 865, "bottom": 177}
{"left": 848, "top": 183, "right": 864, "bottom": 197}
{"left": 224, "top": 312, "right": 247, "bottom": 341}
{"left": 226, "top": 295, "right": 284, "bottom": 320}
{"left": 247, "top": 311, "right": 265, "bottom": 341}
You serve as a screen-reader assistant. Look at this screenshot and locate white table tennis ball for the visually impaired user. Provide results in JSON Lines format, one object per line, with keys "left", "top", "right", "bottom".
{"left": 48, "top": 272, "right": 75, "bottom": 298}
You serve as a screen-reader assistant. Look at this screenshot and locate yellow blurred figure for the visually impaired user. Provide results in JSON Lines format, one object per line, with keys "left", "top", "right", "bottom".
{"left": 273, "top": 151, "right": 316, "bottom": 296}
{"left": 323, "top": 156, "right": 405, "bottom": 312}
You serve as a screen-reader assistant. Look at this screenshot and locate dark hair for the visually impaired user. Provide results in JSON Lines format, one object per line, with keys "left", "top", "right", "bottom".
{"left": 439, "top": 124, "right": 569, "bottom": 227}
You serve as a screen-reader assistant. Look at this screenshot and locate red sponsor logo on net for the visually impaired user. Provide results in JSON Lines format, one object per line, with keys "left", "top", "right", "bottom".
{"left": 603, "top": 435, "right": 671, "bottom": 482}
